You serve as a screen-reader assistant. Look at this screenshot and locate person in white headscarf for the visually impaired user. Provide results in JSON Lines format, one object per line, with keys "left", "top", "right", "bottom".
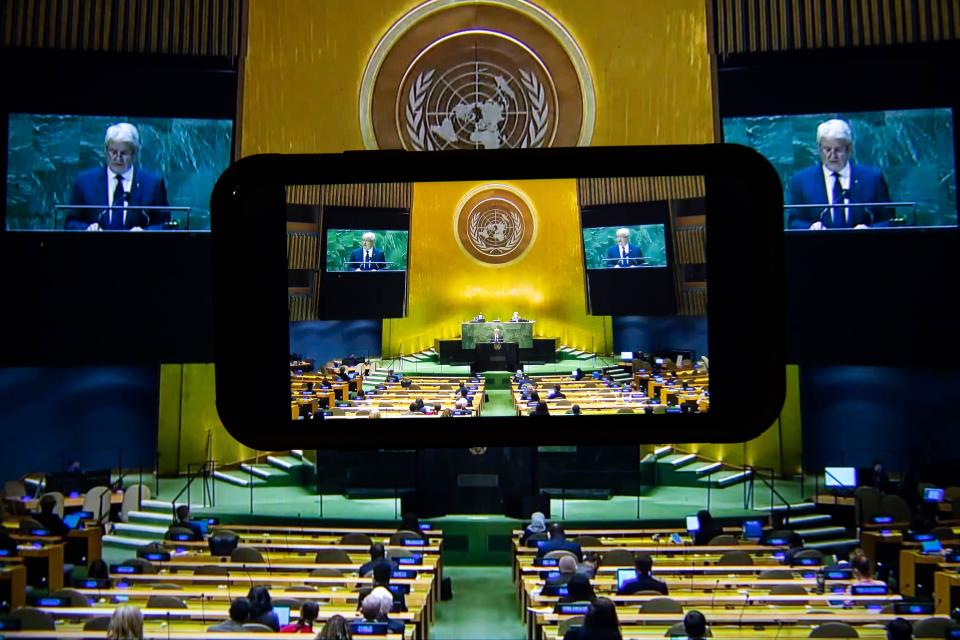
{"left": 521, "top": 511, "right": 548, "bottom": 544}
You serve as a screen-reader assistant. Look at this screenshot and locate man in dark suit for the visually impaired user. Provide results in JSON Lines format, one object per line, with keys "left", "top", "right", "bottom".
{"left": 605, "top": 228, "right": 645, "bottom": 267}
{"left": 535, "top": 523, "right": 583, "bottom": 561}
{"left": 617, "top": 554, "right": 668, "bottom": 595}
{"left": 67, "top": 122, "right": 169, "bottom": 231}
{"left": 34, "top": 495, "right": 69, "bottom": 537}
{"left": 787, "top": 118, "right": 893, "bottom": 230}
{"left": 359, "top": 543, "right": 398, "bottom": 578}
{"left": 174, "top": 505, "right": 204, "bottom": 541}
{"left": 349, "top": 232, "right": 387, "bottom": 271}
{"left": 543, "top": 555, "right": 578, "bottom": 588}
{"left": 491, "top": 327, "right": 504, "bottom": 343}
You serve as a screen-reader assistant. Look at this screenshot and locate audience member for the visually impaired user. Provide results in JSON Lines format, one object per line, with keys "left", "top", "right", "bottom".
{"left": 885, "top": 617, "right": 913, "bottom": 640}
{"left": 368, "top": 409, "right": 381, "bottom": 419}
{"left": 207, "top": 597, "right": 250, "bottom": 631}
{"left": 280, "top": 601, "right": 319, "bottom": 633}
{"left": 548, "top": 384, "right": 566, "bottom": 399}
{"left": 683, "top": 610, "right": 708, "bottom": 640}
{"left": 173, "top": 505, "right": 204, "bottom": 541}
{"left": 360, "top": 587, "right": 405, "bottom": 634}
{"left": 530, "top": 401, "right": 550, "bottom": 416}
{"left": 247, "top": 585, "right": 279, "bottom": 631}
{"left": 545, "top": 555, "right": 579, "bottom": 587}
{"left": 34, "top": 495, "right": 69, "bottom": 536}
{"left": 617, "top": 554, "right": 668, "bottom": 595}
{"left": 359, "top": 543, "right": 397, "bottom": 577}
{"left": 851, "top": 553, "right": 885, "bottom": 586}
{"left": 559, "top": 572, "right": 597, "bottom": 604}
{"left": 317, "top": 614, "right": 353, "bottom": 639}
{"left": 537, "top": 523, "right": 583, "bottom": 561}
{"left": 372, "top": 561, "right": 407, "bottom": 611}
{"left": 107, "top": 605, "right": 144, "bottom": 640}
{"left": 521, "top": 511, "right": 548, "bottom": 544}
{"left": 566, "top": 404, "right": 582, "bottom": 415}
{"left": 562, "top": 597, "right": 621, "bottom": 640}
{"left": 693, "top": 510, "right": 722, "bottom": 546}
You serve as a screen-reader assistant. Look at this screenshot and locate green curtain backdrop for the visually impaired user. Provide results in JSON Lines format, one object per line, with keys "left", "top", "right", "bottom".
{"left": 6, "top": 114, "right": 232, "bottom": 230}
{"left": 325, "top": 229, "right": 409, "bottom": 271}
{"left": 723, "top": 109, "right": 957, "bottom": 228}
{"left": 582, "top": 224, "right": 667, "bottom": 269}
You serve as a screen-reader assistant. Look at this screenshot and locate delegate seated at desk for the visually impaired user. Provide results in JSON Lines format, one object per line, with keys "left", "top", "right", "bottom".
{"left": 66, "top": 122, "right": 169, "bottom": 231}
{"left": 787, "top": 118, "right": 893, "bottom": 230}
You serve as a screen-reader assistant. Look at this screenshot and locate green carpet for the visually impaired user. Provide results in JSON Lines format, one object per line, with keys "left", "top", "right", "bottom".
{"left": 431, "top": 567, "right": 525, "bottom": 640}
{"left": 483, "top": 390, "right": 517, "bottom": 416}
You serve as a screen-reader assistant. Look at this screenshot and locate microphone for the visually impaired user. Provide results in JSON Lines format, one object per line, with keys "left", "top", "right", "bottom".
{"left": 737, "top": 590, "right": 751, "bottom": 627}
{"left": 709, "top": 578, "right": 720, "bottom": 609}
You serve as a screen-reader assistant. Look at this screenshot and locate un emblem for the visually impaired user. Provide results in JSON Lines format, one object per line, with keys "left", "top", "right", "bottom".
{"left": 360, "top": 0, "right": 594, "bottom": 150}
{"left": 454, "top": 185, "right": 536, "bottom": 265}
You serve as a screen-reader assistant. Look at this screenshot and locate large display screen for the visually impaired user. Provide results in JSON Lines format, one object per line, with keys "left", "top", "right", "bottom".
{"left": 581, "top": 224, "right": 667, "bottom": 269}
{"left": 325, "top": 229, "right": 410, "bottom": 272}
{"left": 6, "top": 113, "right": 232, "bottom": 231}
{"left": 722, "top": 108, "right": 957, "bottom": 230}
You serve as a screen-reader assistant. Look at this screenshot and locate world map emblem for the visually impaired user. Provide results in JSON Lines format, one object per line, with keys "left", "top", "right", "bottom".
{"left": 454, "top": 185, "right": 536, "bottom": 265}
{"left": 360, "top": 0, "right": 594, "bottom": 151}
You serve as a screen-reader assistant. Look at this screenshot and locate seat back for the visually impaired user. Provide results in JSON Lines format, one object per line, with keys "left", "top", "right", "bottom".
{"left": 808, "top": 622, "right": 859, "bottom": 638}
{"left": 769, "top": 583, "right": 809, "bottom": 605}
{"left": 166, "top": 526, "right": 196, "bottom": 541}
{"left": 11, "top": 607, "right": 56, "bottom": 631}
{"left": 601, "top": 548, "right": 636, "bottom": 566}
{"left": 18, "top": 517, "right": 44, "bottom": 532}
{"left": 150, "top": 583, "right": 183, "bottom": 590}
{"left": 83, "top": 616, "right": 112, "bottom": 631}
{"left": 231, "top": 546, "right": 265, "bottom": 564}
{"left": 879, "top": 494, "right": 911, "bottom": 524}
{"left": 558, "top": 615, "right": 586, "bottom": 637}
{"left": 122, "top": 558, "right": 158, "bottom": 574}
{"left": 793, "top": 549, "right": 825, "bottom": 565}
{"left": 389, "top": 530, "right": 423, "bottom": 545}
{"left": 640, "top": 597, "right": 683, "bottom": 613}
{"left": 759, "top": 570, "right": 795, "bottom": 579}
{"left": 314, "top": 548, "right": 352, "bottom": 564}
{"left": 854, "top": 487, "right": 881, "bottom": 525}
{"left": 310, "top": 567, "right": 344, "bottom": 577}
{"left": 121, "top": 484, "right": 151, "bottom": 522}
{"left": 40, "top": 491, "right": 65, "bottom": 518}
{"left": 340, "top": 532, "right": 373, "bottom": 546}
{"left": 572, "top": 536, "right": 602, "bottom": 548}
{"left": 51, "top": 588, "right": 89, "bottom": 606}
{"left": 718, "top": 551, "right": 754, "bottom": 566}
{"left": 147, "top": 595, "right": 188, "bottom": 609}
{"left": 242, "top": 623, "right": 275, "bottom": 632}
{"left": 525, "top": 532, "right": 548, "bottom": 547}
{"left": 913, "top": 617, "right": 953, "bottom": 638}
{"left": 272, "top": 597, "right": 303, "bottom": 609}
{"left": 544, "top": 549, "right": 578, "bottom": 562}
{"left": 708, "top": 534, "right": 740, "bottom": 545}
{"left": 665, "top": 622, "right": 713, "bottom": 637}
{"left": 194, "top": 565, "right": 229, "bottom": 575}
{"left": 83, "top": 486, "right": 112, "bottom": 524}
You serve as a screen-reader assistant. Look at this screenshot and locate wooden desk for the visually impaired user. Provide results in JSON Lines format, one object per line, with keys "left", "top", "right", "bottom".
{"left": 899, "top": 549, "right": 960, "bottom": 597}
{"left": 0, "top": 563, "right": 27, "bottom": 610}
{"left": 2, "top": 631, "right": 403, "bottom": 640}
{"left": 67, "top": 526, "right": 102, "bottom": 564}
{"left": 935, "top": 570, "right": 960, "bottom": 614}
{"left": 18, "top": 542, "right": 64, "bottom": 591}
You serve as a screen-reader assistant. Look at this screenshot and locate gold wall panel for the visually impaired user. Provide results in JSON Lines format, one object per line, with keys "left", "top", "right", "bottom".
{"left": 383, "top": 179, "right": 611, "bottom": 356}
{"left": 241, "top": 0, "right": 715, "bottom": 156}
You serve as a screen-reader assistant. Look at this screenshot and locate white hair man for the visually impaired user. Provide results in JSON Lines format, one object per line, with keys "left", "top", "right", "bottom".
{"left": 350, "top": 231, "right": 386, "bottom": 271}
{"left": 360, "top": 587, "right": 404, "bottom": 634}
{"left": 787, "top": 117, "right": 892, "bottom": 230}
{"left": 605, "top": 227, "right": 644, "bottom": 267}
{"left": 67, "top": 122, "right": 169, "bottom": 231}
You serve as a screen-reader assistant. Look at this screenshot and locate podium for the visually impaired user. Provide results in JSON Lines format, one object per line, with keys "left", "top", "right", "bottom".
{"left": 474, "top": 341, "right": 519, "bottom": 373}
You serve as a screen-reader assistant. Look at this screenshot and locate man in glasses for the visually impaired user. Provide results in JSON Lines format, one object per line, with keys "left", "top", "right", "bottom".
{"left": 67, "top": 122, "right": 169, "bottom": 231}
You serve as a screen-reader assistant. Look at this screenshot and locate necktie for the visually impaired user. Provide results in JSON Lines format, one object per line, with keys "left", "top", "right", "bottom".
{"left": 364, "top": 250, "right": 370, "bottom": 270}
{"left": 831, "top": 172, "right": 845, "bottom": 228}
{"left": 111, "top": 174, "right": 125, "bottom": 229}
{"left": 620, "top": 245, "right": 625, "bottom": 266}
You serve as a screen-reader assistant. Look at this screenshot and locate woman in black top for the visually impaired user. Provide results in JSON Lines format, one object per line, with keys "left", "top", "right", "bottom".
{"left": 559, "top": 573, "right": 597, "bottom": 604}
{"left": 693, "top": 509, "right": 722, "bottom": 546}
{"left": 246, "top": 585, "right": 279, "bottom": 631}
{"left": 563, "top": 597, "right": 622, "bottom": 640}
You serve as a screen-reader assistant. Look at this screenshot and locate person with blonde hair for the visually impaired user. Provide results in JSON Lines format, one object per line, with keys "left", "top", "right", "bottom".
{"left": 107, "top": 605, "right": 143, "bottom": 639}
{"left": 316, "top": 614, "right": 353, "bottom": 639}
{"left": 368, "top": 409, "right": 381, "bottom": 419}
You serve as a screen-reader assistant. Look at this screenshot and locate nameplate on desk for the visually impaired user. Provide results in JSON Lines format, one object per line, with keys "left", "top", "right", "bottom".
{"left": 894, "top": 603, "right": 934, "bottom": 615}
{"left": 29, "top": 529, "right": 52, "bottom": 537}
{"left": 391, "top": 570, "right": 416, "bottom": 579}
{"left": 400, "top": 538, "right": 426, "bottom": 547}
{"left": 0, "top": 549, "right": 11, "bottom": 556}
{"left": 767, "top": 537, "right": 788, "bottom": 546}
{"left": 871, "top": 516, "right": 894, "bottom": 524}
{"left": 419, "top": 523, "right": 432, "bottom": 530}
{"left": 110, "top": 564, "right": 142, "bottom": 574}
{"left": 825, "top": 568, "right": 852, "bottom": 580}
{"left": 543, "top": 571, "right": 560, "bottom": 581}
{"left": 555, "top": 603, "right": 590, "bottom": 615}
{"left": 388, "top": 583, "right": 410, "bottom": 594}
{"left": 534, "top": 557, "right": 559, "bottom": 567}
{"left": 336, "top": 402, "right": 352, "bottom": 407}
{"left": 142, "top": 552, "right": 171, "bottom": 562}
{"left": 540, "top": 584, "right": 568, "bottom": 596}
{"left": 851, "top": 584, "right": 888, "bottom": 595}
{"left": 31, "top": 596, "right": 71, "bottom": 607}
{"left": 169, "top": 533, "right": 192, "bottom": 542}
{"left": 457, "top": 473, "right": 499, "bottom": 488}
{"left": 75, "top": 578, "right": 111, "bottom": 589}
{"left": 796, "top": 557, "right": 822, "bottom": 566}
{"left": 350, "top": 621, "right": 389, "bottom": 635}
{"left": 908, "top": 533, "right": 935, "bottom": 542}
{"left": 397, "top": 555, "right": 421, "bottom": 564}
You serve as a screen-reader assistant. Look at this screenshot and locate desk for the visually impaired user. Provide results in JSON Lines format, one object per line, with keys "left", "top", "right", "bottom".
{"left": 462, "top": 321, "right": 534, "bottom": 349}
{"left": 900, "top": 549, "right": 960, "bottom": 597}
{"left": 18, "top": 542, "right": 64, "bottom": 590}
{"left": 935, "top": 570, "right": 960, "bottom": 614}
{"left": 67, "top": 526, "right": 102, "bottom": 564}
{"left": 0, "top": 563, "right": 27, "bottom": 609}
{"left": 476, "top": 341, "right": 519, "bottom": 373}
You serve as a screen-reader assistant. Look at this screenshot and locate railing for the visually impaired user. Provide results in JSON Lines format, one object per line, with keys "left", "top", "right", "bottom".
{"left": 170, "top": 460, "right": 216, "bottom": 514}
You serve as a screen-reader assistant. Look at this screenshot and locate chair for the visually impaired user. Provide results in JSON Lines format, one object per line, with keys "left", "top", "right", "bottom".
{"left": 554, "top": 400, "right": 571, "bottom": 407}
{"left": 51, "top": 588, "right": 89, "bottom": 606}
{"left": 40, "top": 491, "right": 65, "bottom": 518}
{"left": 314, "top": 548, "right": 352, "bottom": 564}
{"left": 854, "top": 486, "right": 882, "bottom": 526}
{"left": 639, "top": 597, "right": 683, "bottom": 613}
{"left": 121, "top": 484, "right": 151, "bottom": 522}
{"left": 355, "top": 409, "right": 370, "bottom": 417}
{"left": 769, "top": 583, "right": 809, "bottom": 605}
{"left": 4, "top": 479, "right": 27, "bottom": 499}
{"left": 83, "top": 616, "right": 112, "bottom": 631}
{"left": 558, "top": 616, "right": 586, "bottom": 637}
{"left": 808, "top": 622, "right": 859, "bottom": 637}
{"left": 310, "top": 567, "right": 344, "bottom": 577}
{"left": 147, "top": 594, "right": 188, "bottom": 609}
{"left": 150, "top": 582, "right": 184, "bottom": 590}
{"left": 718, "top": 551, "right": 753, "bottom": 566}
{"left": 792, "top": 549, "right": 825, "bottom": 565}
{"left": 287, "top": 585, "right": 318, "bottom": 592}
{"left": 137, "top": 541, "right": 166, "bottom": 557}
{"left": 273, "top": 598, "right": 303, "bottom": 609}
{"left": 931, "top": 526, "right": 955, "bottom": 541}
{"left": 880, "top": 494, "right": 912, "bottom": 524}
{"left": 340, "top": 532, "right": 373, "bottom": 546}
{"left": 242, "top": 623, "right": 275, "bottom": 632}
{"left": 83, "top": 486, "right": 112, "bottom": 524}
{"left": 231, "top": 546, "right": 265, "bottom": 563}
{"left": 166, "top": 525, "right": 196, "bottom": 541}
{"left": 666, "top": 622, "right": 713, "bottom": 637}
{"left": 616, "top": 407, "right": 634, "bottom": 414}
{"left": 572, "top": 536, "right": 602, "bottom": 548}
{"left": 759, "top": 569, "right": 795, "bottom": 579}
{"left": 544, "top": 549, "right": 578, "bottom": 562}
{"left": 194, "top": 565, "right": 229, "bottom": 575}
{"left": 329, "top": 407, "right": 346, "bottom": 416}
{"left": 387, "top": 547, "right": 415, "bottom": 559}
{"left": 525, "top": 532, "right": 548, "bottom": 547}
{"left": 708, "top": 534, "right": 740, "bottom": 545}
{"left": 10, "top": 607, "right": 56, "bottom": 630}
{"left": 601, "top": 549, "right": 636, "bottom": 566}
{"left": 18, "top": 517, "right": 44, "bottom": 532}
{"left": 913, "top": 617, "right": 953, "bottom": 638}
{"left": 389, "top": 530, "right": 423, "bottom": 545}
{"left": 122, "top": 558, "right": 158, "bottom": 574}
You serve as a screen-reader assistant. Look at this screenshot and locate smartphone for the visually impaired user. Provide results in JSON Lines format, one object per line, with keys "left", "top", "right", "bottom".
{"left": 212, "top": 145, "right": 785, "bottom": 448}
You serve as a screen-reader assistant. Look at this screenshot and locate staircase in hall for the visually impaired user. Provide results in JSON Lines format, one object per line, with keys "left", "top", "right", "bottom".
{"left": 103, "top": 450, "right": 313, "bottom": 551}
{"left": 651, "top": 446, "right": 859, "bottom": 556}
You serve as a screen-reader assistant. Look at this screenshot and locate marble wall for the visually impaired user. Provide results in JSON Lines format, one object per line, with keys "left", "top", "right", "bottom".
{"left": 6, "top": 114, "right": 232, "bottom": 230}
{"left": 723, "top": 109, "right": 957, "bottom": 227}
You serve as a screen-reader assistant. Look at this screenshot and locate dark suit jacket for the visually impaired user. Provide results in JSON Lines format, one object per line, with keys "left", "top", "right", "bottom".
{"left": 67, "top": 166, "right": 169, "bottom": 230}
{"left": 34, "top": 512, "right": 69, "bottom": 537}
{"left": 605, "top": 244, "right": 645, "bottom": 267}
{"left": 349, "top": 247, "right": 387, "bottom": 270}
{"left": 176, "top": 519, "right": 205, "bottom": 542}
{"left": 617, "top": 573, "right": 669, "bottom": 595}
{"left": 787, "top": 163, "right": 892, "bottom": 229}
{"left": 535, "top": 539, "right": 583, "bottom": 562}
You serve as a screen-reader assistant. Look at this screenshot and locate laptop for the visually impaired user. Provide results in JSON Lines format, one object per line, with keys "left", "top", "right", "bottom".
{"left": 742, "top": 520, "right": 763, "bottom": 540}
{"left": 274, "top": 604, "right": 291, "bottom": 627}
{"left": 63, "top": 513, "right": 83, "bottom": 530}
{"left": 923, "top": 487, "right": 945, "bottom": 503}
{"left": 920, "top": 539, "right": 943, "bottom": 555}
{"left": 616, "top": 568, "right": 638, "bottom": 591}
{"left": 686, "top": 515, "right": 700, "bottom": 533}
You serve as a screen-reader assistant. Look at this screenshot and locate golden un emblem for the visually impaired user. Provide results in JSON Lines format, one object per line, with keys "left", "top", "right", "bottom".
{"left": 454, "top": 185, "right": 536, "bottom": 265}
{"left": 360, "top": 0, "right": 595, "bottom": 150}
